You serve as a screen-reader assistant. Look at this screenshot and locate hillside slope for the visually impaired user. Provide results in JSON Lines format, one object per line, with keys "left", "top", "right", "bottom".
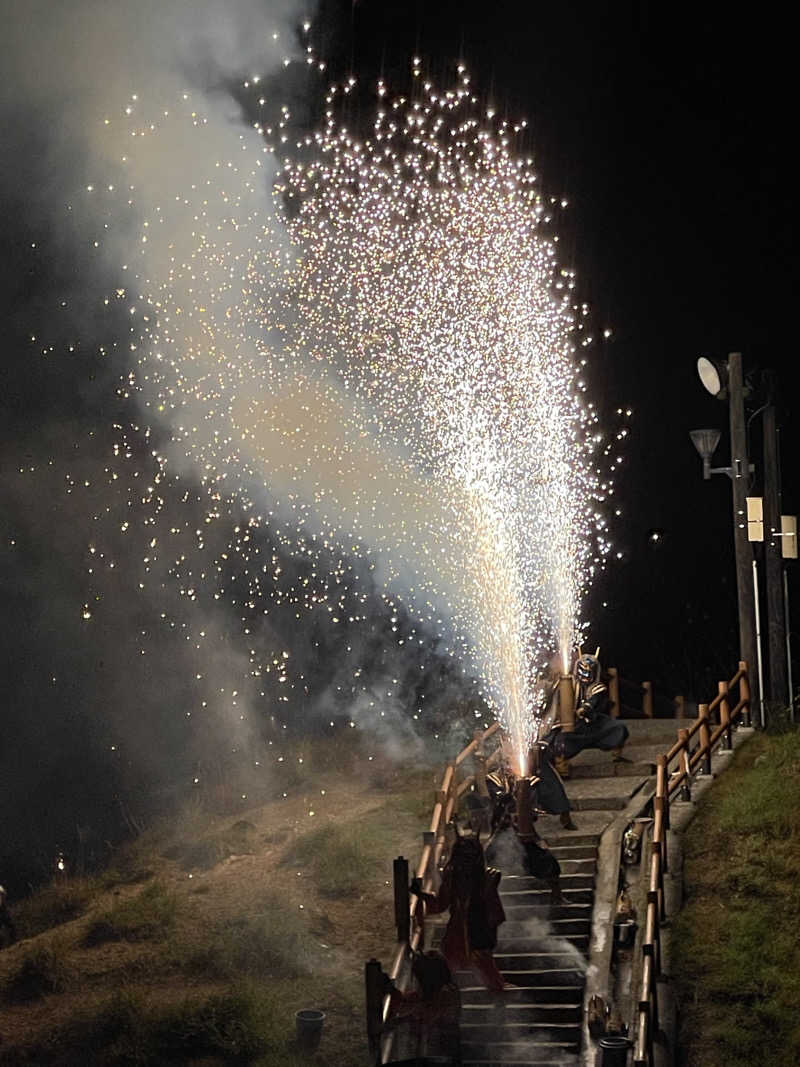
{"left": 0, "top": 738, "right": 436, "bottom": 1065}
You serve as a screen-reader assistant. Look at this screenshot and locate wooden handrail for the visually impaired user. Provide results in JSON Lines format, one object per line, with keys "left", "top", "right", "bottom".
{"left": 377, "top": 717, "right": 506, "bottom": 1054}
{"left": 634, "top": 661, "right": 750, "bottom": 1066}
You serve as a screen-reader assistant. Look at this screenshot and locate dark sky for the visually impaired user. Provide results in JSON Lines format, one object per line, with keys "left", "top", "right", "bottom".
{"left": 1, "top": 1, "right": 797, "bottom": 886}
{"left": 314, "top": 0, "right": 799, "bottom": 700}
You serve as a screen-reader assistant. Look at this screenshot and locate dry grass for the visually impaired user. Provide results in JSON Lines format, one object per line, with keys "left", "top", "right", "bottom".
{"left": 671, "top": 729, "right": 800, "bottom": 1067}
{"left": 0, "top": 731, "right": 432, "bottom": 1065}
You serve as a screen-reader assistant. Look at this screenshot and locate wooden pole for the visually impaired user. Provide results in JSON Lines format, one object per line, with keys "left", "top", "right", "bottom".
{"left": 678, "top": 729, "right": 691, "bottom": 801}
{"left": 365, "top": 958, "right": 384, "bottom": 1063}
{"left": 608, "top": 666, "right": 620, "bottom": 718}
{"left": 739, "top": 660, "right": 752, "bottom": 727}
{"left": 657, "top": 754, "right": 669, "bottom": 829}
{"left": 642, "top": 681, "right": 654, "bottom": 718}
{"left": 719, "top": 680, "right": 732, "bottom": 750}
{"left": 674, "top": 694, "right": 686, "bottom": 719}
{"left": 393, "top": 857, "right": 410, "bottom": 944}
{"left": 763, "top": 400, "right": 789, "bottom": 708}
{"left": 698, "top": 704, "right": 712, "bottom": 775}
{"left": 728, "top": 353, "right": 760, "bottom": 717}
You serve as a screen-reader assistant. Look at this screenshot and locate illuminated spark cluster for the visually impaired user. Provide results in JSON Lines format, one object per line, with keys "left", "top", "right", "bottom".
{"left": 279, "top": 69, "right": 607, "bottom": 764}
{"left": 64, "top": 60, "right": 616, "bottom": 773}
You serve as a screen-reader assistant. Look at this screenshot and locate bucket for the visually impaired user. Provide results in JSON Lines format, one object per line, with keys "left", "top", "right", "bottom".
{"left": 295, "top": 1008, "right": 325, "bottom": 1051}
{"left": 597, "top": 1034, "right": 632, "bottom": 1067}
{"left": 613, "top": 918, "right": 637, "bottom": 948}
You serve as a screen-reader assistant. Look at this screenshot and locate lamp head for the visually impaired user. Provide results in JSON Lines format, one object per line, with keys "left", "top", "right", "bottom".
{"left": 697, "top": 356, "right": 729, "bottom": 399}
{"left": 689, "top": 428, "right": 722, "bottom": 479}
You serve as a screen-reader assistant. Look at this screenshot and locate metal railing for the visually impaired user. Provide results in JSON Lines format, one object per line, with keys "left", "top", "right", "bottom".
{"left": 633, "top": 661, "right": 751, "bottom": 1066}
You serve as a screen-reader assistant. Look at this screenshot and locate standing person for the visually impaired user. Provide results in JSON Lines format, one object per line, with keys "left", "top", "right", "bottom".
{"left": 411, "top": 831, "right": 508, "bottom": 992}
{"left": 0, "top": 884, "right": 16, "bottom": 946}
{"left": 528, "top": 740, "right": 578, "bottom": 831}
{"left": 485, "top": 780, "right": 566, "bottom": 905}
{"left": 544, "top": 653, "right": 629, "bottom": 765}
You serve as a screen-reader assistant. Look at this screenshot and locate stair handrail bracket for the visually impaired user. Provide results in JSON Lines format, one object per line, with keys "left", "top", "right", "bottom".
{"left": 632, "top": 661, "right": 752, "bottom": 1067}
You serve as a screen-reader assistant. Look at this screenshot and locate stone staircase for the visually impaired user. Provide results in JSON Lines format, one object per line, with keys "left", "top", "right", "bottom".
{"left": 454, "top": 833, "right": 599, "bottom": 1066}
{"left": 435, "top": 741, "right": 665, "bottom": 1066}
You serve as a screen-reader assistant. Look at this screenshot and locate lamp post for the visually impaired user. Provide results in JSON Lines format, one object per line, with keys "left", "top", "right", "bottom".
{"left": 690, "top": 352, "right": 760, "bottom": 720}
{"left": 762, "top": 390, "right": 789, "bottom": 707}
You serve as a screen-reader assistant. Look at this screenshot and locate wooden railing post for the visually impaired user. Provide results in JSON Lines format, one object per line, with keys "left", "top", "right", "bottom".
{"left": 739, "top": 660, "right": 752, "bottom": 727}
{"left": 608, "top": 666, "right": 620, "bottom": 718}
{"left": 654, "top": 809, "right": 668, "bottom": 877}
{"left": 642, "top": 680, "right": 654, "bottom": 718}
{"left": 678, "top": 729, "right": 691, "bottom": 801}
{"left": 674, "top": 693, "right": 686, "bottom": 718}
{"left": 698, "top": 704, "right": 712, "bottom": 775}
{"left": 393, "top": 857, "right": 410, "bottom": 944}
{"left": 657, "top": 755, "right": 669, "bottom": 829}
{"left": 365, "top": 958, "right": 385, "bottom": 1063}
{"left": 718, "top": 681, "right": 732, "bottom": 750}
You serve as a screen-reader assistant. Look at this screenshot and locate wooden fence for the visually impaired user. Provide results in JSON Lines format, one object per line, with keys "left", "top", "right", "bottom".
{"left": 633, "top": 661, "right": 752, "bottom": 1066}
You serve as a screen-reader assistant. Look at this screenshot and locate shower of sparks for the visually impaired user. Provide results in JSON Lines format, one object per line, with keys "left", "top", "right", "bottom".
{"left": 277, "top": 69, "right": 609, "bottom": 766}
{"left": 35, "top": 57, "right": 621, "bottom": 778}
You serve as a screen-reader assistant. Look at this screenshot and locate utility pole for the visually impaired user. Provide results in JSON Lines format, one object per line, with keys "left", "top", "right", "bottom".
{"left": 763, "top": 398, "right": 788, "bottom": 706}
{"left": 727, "top": 352, "right": 760, "bottom": 713}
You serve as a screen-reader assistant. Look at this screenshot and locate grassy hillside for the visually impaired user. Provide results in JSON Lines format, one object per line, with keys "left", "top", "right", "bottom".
{"left": 671, "top": 728, "right": 800, "bottom": 1067}
{"left": 0, "top": 734, "right": 439, "bottom": 1065}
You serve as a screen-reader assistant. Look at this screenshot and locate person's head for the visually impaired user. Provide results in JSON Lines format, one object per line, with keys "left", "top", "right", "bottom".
{"left": 412, "top": 951, "right": 453, "bottom": 999}
{"left": 576, "top": 654, "right": 600, "bottom": 686}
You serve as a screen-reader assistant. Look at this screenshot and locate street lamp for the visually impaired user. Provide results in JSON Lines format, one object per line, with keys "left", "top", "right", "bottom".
{"left": 689, "top": 428, "right": 722, "bottom": 480}
{"left": 689, "top": 352, "right": 761, "bottom": 723}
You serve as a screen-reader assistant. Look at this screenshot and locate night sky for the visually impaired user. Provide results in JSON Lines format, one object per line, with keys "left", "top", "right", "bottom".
{"left": 317, "top": 0, "right": 800, "bottom": 695}
{"left": 1, "top": 2, "right": 797, "bottom": 888}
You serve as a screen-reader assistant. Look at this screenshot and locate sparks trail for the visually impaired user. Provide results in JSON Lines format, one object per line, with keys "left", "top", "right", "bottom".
{"left": 79, "top": 57, "right": 614, "bottom": 776}
{"left": 280, "top": 65, "right": 609, "bottom": 764}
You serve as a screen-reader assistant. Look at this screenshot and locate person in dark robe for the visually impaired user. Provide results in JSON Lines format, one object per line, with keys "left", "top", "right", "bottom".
{"left": 527, "top": 740, "right": 578, "bottom": 830}
{"left": 411, "top": 831, "right": 508, "bottom": 992}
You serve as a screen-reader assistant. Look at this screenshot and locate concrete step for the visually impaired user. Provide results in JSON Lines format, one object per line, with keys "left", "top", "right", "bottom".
{"left": 563, "top": 776, "right": 646, "bottom": 811}
{"left": 501, "top": 874, "right": 597, "bottom": 892}
{"left": 565, "top": 760, "right": 655, "bottom": 779}
{"left": 460, "top": 985, "right": 583, "bottom": 1005}
{"left": 499, "top": 910, "right": 591, "bottom": 934}
{"left": 462, "top": 1021, "right": 581, "bottom": 1042}
{"left": 499, "top": 967, "right": 585, "bottom": 986}
{"left": 500, "top": 877, "right": 594, "bottom": 896}
{"left": 496, "top": 934, "right": 589, "bottom": 955}
{"left": 535, "top": 833, "right": 600, "bottom": 848}
{"left": 494, "top": 951, "right": 587, "bottom": 970}
{"left": 463, "top": 1060, "right": 578, "bottom": 1067}
{"left": 462, "top": 1038, "right": 579, "bottom": 1062}
{"left": 547, "top": 844, "right": 598, "bottom": 860}
{"left": 496, "top": 902, "right": 592, "bottom": 922}
{"left": 462, "top": 1002, "right": 582, "bottom": 1025}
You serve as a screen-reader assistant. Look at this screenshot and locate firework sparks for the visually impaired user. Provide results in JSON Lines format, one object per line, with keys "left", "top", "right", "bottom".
{"left": 77, "top": 61, "right": 612, "bottom": 771}
{"left": 278, "top": 69, "right": 606, "bottom": 764}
